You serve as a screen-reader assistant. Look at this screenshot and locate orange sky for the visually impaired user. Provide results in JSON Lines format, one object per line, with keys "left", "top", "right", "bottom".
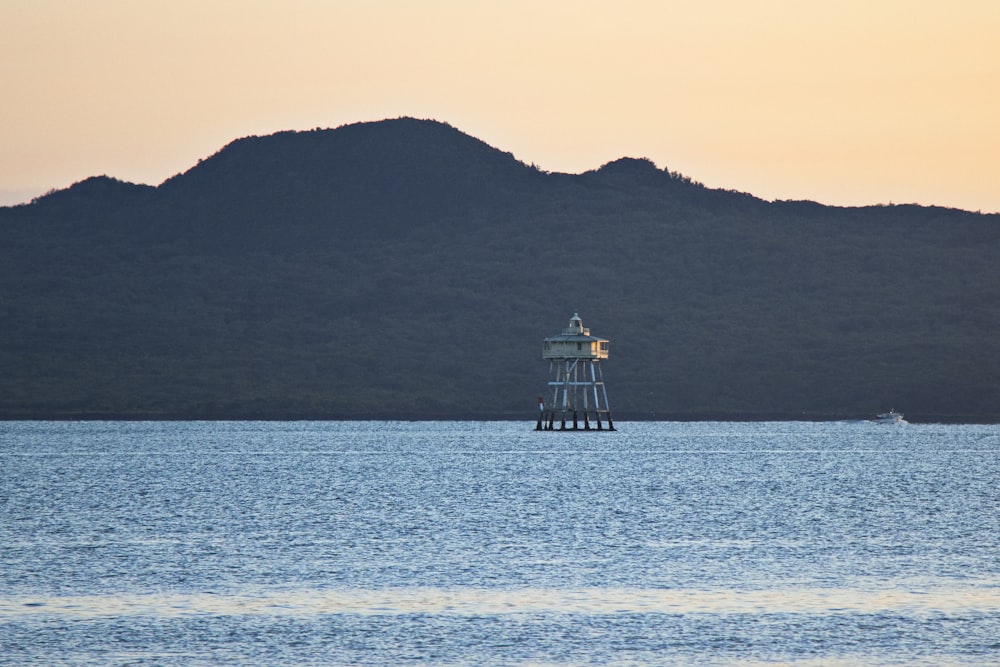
{"left": 3, "top": 0, "right": 998, "bottom": 212}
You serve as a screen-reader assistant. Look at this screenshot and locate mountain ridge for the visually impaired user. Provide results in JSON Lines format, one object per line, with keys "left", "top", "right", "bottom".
{"left": 3, "top": 117, "right": 999, "bottom": 421}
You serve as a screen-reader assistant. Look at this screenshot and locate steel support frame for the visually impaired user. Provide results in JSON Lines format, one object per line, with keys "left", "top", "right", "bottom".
{"left": 537, "top": 358, "right": 615, "bottom": 431}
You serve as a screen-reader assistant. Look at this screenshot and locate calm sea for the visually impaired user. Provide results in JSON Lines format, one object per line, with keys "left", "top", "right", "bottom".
{"left": 2, "top": 420, "right": 999, "bottom": 666}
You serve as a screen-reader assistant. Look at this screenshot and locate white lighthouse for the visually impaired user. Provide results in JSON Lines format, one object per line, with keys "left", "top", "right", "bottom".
{"left": 536, "top": 313, "right": 615, "bottom": 431}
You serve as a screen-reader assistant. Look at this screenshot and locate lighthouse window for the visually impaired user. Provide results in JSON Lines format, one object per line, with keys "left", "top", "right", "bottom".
{"left": 601, "top": 342, "right": 609, "bottom": 351}
{"left": 577, "top": 342, "right": 582, "bottom": 350}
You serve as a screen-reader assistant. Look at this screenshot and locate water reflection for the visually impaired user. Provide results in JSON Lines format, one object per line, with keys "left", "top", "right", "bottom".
{"left": 6, "top": 583, "right": 1000, "bottom": 619}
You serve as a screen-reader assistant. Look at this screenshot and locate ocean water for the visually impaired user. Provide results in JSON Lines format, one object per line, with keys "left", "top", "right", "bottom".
{"left": 2, "top": 420, "right": 999, "bottom": 666}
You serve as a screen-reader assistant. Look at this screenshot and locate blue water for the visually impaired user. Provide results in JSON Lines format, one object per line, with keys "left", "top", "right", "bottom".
{"left": 2, "top": 420, "right": 1000, "bottom": 666}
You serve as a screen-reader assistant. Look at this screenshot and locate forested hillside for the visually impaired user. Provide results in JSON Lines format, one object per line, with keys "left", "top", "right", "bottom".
{"left": 3, "top": 118, "right": 999, "bottom": 421}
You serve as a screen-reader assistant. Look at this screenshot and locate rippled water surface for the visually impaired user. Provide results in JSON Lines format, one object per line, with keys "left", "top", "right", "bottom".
{"left": 2, "top": 420, "right": 1000, "bottom": 665}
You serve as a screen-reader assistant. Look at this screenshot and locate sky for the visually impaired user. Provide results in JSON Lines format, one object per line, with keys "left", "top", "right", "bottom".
{"left": 2, "top": 0, "right": 999, "bottom": 212}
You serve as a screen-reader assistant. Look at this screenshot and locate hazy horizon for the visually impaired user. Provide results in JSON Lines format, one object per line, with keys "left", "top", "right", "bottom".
{"left": 3, "top": 1, "right": 999, "bottom": 213}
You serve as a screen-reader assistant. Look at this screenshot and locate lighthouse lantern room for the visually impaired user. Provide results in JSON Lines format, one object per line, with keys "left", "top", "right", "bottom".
{"left": 537, "top": 313, "right": 614, "bottom": 431}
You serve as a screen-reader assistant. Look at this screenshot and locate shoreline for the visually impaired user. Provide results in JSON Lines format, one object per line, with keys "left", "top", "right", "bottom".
{"left": 2, "top": 411, "right": 998, "bottom": 424}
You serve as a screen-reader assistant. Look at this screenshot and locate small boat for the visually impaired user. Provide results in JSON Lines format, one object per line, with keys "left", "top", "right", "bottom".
{"left": 872, "top": 410, "right": 905, "bottom": 424}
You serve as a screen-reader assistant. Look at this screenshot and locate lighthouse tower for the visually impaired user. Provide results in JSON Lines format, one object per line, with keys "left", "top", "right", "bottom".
{"left": 537, "top": 313, "right": 615, "bottom": 431}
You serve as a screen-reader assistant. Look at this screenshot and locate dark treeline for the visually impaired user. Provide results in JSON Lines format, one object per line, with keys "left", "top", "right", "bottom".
{"left": 3, "top": 118, "right": 999, "bottom": 422}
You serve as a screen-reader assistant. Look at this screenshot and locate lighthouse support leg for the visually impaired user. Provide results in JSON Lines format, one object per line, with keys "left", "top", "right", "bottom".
{"left": 596, "top": 362, "right": 615, "bottom": 431}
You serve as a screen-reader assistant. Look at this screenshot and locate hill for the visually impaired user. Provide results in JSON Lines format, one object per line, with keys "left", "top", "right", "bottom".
{"left": 2, "top": 118, "right": 999, "bottom": 422}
